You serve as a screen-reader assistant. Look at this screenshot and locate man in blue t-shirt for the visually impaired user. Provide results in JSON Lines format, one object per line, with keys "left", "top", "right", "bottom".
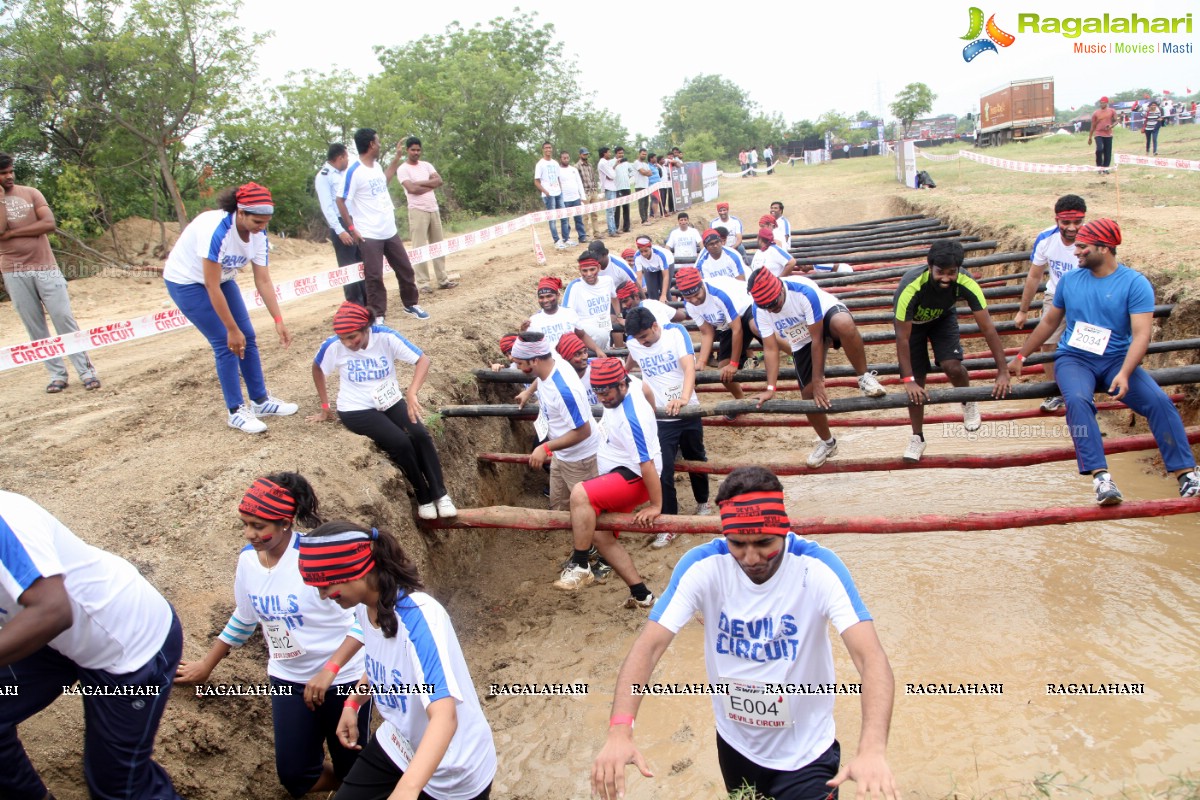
{"left": 1013, "top": 218, "right": 1199, "bottom": 505}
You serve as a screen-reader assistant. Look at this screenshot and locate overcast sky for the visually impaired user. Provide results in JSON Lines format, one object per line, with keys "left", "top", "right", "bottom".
{"left": 240, "top": 1, "right": 1197, "bottom": 137}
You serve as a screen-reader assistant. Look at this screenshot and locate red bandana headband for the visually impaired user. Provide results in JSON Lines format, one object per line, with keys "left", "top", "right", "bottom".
{"left": 1075, "top": 218, "right": 1122, "bottom": 248}
{"left": 616, "top": 282, "right": 640, "bottom": 300}
{"left": 719, "top": 491, "right": 790, "bottom": 537}
{"left": 675, "top": 267, "right": 703, "bottom": 295}
{"left": 1055, "top": 210, "right": 1085, "bottom": 221}
{"left": 589, "top": 357, "right": 627, "bottom": 386}
{"left": 556, "top": 332, "right": 588, "bottom": 359}
{"left": 298, "top": 529, "right": 377, "bottom": 587}
{"left": 333, "top": 302, "right": 372, "bottom": 335}
{"left": 702, "top": 228, "right": 722, "bottom": 245}
{"left": 748, "top": 269, "right": 784, "bottom": 307}
{"left": 235, "top": 182, "right": 274, "bottom": 215}
{"left": 537, "top": 276, "right": 563, "bottom": 294}
{"left": 239, "top": 477, "right": 297, "bottom": 522}
{"left": 499, "top": 334, "right": 518, "bottom": 356}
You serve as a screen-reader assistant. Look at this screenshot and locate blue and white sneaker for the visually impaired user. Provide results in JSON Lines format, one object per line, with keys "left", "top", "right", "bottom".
{"left": 1178, "top": 471, "right": 1200, "bottom": 498}
{"left": 251, "top": 395, "right": 299, "bottom": 417}
{"left": 402, "top": 305, "right": 430, "bottom": 320}
{"left": 1093, "top": 472, "right": 1123, "bottom": 506}
{"left": 228, "top": 405, "right": 267, "bottom": 434}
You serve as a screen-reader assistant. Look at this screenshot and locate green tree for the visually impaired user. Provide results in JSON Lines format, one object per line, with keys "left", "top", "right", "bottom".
{"left": 659, "top": 75, "right": 757, "bottom": 156}
{"left": 890, "top": 82, "right": 937, "bottom": 137}
{"left": 679, "top": 131, "right": 721, "bottom": 162}
{"left": 0, "top": 0, "right": 266, "bottom": 226}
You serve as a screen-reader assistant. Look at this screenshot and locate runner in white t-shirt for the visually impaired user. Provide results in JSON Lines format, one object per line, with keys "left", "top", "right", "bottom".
{"left": 666, "top": 213, "right": 704, "bottom": 261}
{"left": 769, "top": 201, "right": 792, "bottom": 247}
{"left": 553, "top": 358, "right": 662, "bottom": 610}
{"left": 747, "top": 227, "right": 797, "bottom": 278}
{"left": 695, "top": 228, "right": 747, "bottom": 281}
{"left": 747, "top": 269, "right": 887, "bottom": 469}
{"left": 163, "top": 183, "right": 299, "bottom": 434}
{"left": 527, "top": 275, "right": 605, "bottom": 354}
{"left": 564, "top": 256, "right": 619, "bottom": 350}
{"left": 535, "top": 141, "right": 570, "bottom": 247}
{"left": 616, "top": 281, "right": 682, "bottom": 330}
{"left": 1014, "top": 194, "right": 1087, "bottom": 412}
{"left": 592, "top": 467, "right": 899, "bottom": 800}
{"left": 0, "top": 491, "right": 184, "bottom": 800}
{"left": 623, "top": 307, "right": 709, "bottom": 540}
{"left": 634, "top": 235, "right": 675, "bottom": 302}
{"left": 711, "top": 201, "right": 748, "bottom": 263}
{"left": 676, "top": 268, "right": 763, "bottom": 401}
{"left": 174, "top": 473, "right": 369, "bottom": 796}
{"left": 299, "top": 523, "right": 497, "bottom": 800}
{"left": 310, "top": 302, "right": 457, "bottom": 522}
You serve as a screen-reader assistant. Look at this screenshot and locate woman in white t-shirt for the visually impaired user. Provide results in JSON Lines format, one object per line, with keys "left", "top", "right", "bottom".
{"left": 174, "top": 473, "right": 369, "bottom": 797}
{"left": 299, "top": 521, "right": 497, "bottom": 800}
{"left": 162, "top": 183, "right": 298, "bottom": 434}
{"left": 309, "top": 302, "right": 457, "bottom": 521}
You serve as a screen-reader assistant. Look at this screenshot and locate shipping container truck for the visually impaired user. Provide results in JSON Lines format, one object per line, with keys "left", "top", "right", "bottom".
{"left": 976, "top": 77, "right": 1056, "bottom": 147}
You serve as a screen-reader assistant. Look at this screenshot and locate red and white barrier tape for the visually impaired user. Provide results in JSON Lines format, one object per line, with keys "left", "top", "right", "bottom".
{"left": 1113, "top": 152, "right": 1200, "bottom": 171}
{"left": 0, "top": 187, "right": 657, "bottom": 372}
{"left": 914, "top": 147, "right": 1200, "bottom": 173}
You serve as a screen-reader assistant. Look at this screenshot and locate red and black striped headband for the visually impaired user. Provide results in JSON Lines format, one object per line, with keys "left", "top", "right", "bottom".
{"left": 235, "top": 182, "right": 274, "bottom": 215}
{"left": 748, "top": 270, "right": 783, "bottom": 307}
{"left": 537, "top": 276, "right": 563, "bottom": 294}
{"left": 1075, "top": 218, "right": 1121, "bottom": 248}
{"left": 719, "top": 491, "right": 789, "bottom": 537}
{"left": 589, "top": 357, "right": 626, "bottom": 386}
{"left": 616, "top": 282, "right": 640, "bottom": 300}
{"left": 675, "top": 267, "right": 703, "bottom": 295}
{"left": 239, "top": 478, "right": 297, "bottom": 522}
{"left": 556, "top": 332, "right": 588, "bottom": 359}
{"left": 499, "top": 334, "right": 519, "bottom": 356}
{"left": 333, "top": 302, "right": 372, "bottom": 335}
{"left": 298, "top": 529, "right": 377, "bottom": 587}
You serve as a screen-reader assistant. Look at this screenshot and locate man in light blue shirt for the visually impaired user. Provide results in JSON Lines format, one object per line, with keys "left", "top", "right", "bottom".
{"left": 315, "top": 143, "right": 366, "bottom": 305}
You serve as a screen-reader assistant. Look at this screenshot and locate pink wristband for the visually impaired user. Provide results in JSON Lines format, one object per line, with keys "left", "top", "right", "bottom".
{"left": 324, "top": 660, "right": 340, "bottom": 675}
{"left": 609, "top": 714, "right": 635, "bottom": 728}
{"left": 902, "top": 376, "right": 915, "bottom": 384}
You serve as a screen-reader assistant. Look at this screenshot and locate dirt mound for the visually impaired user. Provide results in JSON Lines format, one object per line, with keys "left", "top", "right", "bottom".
{"left": 93, "top": 216, "right": 183, "bottom": 265}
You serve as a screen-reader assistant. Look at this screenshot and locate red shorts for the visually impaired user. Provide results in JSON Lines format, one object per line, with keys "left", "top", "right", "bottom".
{"left": 583, "top": 468, "right": 649, "bottom": 517}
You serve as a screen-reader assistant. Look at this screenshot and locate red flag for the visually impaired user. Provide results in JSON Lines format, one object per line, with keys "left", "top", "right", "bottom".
{"left": 1189, "top": 87, "right": 1193, "bottom": 94}
{"left": 1070, "top": 106, "right": 1076, "bottom": 111}
{"left": 1163, "top": 89, "right": 1172, "bottom": 95}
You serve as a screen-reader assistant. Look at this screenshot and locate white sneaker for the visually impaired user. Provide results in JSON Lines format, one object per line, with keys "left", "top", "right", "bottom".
{"left": 651, "top": 531, "right": 677, "bottom": 549}
{"left": 622, "top": 592, "right": 656, "bottom": 609}
{"left": 962, "top": 402, "right": 982, "bottom": 432}
{"left": 554, "top": 240, "right": 567, "bottom": 250}
{"left": 563, "top": 239, "right": 577, "bottom": 247}
{"left": 553, "top": 564, "right": 594, "bottom": 590}
{"left": 857, "top": 371, "right": 887, "bottom": 398}
{"left": 228, "top": 405, "right": 268, "bottom": 434}
{"left": 417, "top": 502, "right": 438, "bottom": 520}
{"left": 251, "top": 395, "right": 299, "bottom": 417}
{"left": 806, "top": 438, "right": 838, "bottom": 468}
{"left": 695, "top": 502, "right": 713, "bottom": 516}
{"left": 436, "top": 495, "right": 458, "bottom": 518}
{"left": 903, "top": 435, "right": 926, "bottom": 463}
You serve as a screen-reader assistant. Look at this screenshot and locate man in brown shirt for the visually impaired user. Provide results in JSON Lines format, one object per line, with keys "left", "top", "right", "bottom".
{"left": 1089, "top": 96, "right": 1118, "bottom": 173}
{"left": 576, "top": 147, "right": 603, "bottom": 242}
{"left": 0, "top": 152, "right": 99, "bottom": 392}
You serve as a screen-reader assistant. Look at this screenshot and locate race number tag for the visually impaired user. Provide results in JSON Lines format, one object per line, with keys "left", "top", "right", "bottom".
{"left": 389, "top": 728, "right": 416, "bottom": 764}
{"left": 664, "top": 383, "right": 683, "bottom": 402}
{"left": 783, "top": 321, "right": 811, "bottom": 349}
{"left": 595, "top": 315, "right": 613, "bottom": 331}
{"left": 1067, "top": 322, "right": 1111, "bottom": 355}
{"left": 371, "top": 379, "right": 403, "bottom": 411}
{"left": 676, "top": 241, "right": 696, "bottom": 259}
{"left": 720, "top": 678, "right": 794, "bottom": 729}
{"left": 263, "top": 620, "right": 305, "bottom": 661}
{"left": 534, "top": 407, "right": 550, "bottom": 440}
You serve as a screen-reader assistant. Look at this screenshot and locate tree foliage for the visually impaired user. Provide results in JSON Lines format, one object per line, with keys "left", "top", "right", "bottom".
{"left": 890, "top": 82, "right": 937, "bottom": 137}
{"left": 0, "top": 0, "right": 266, "bottom": 230}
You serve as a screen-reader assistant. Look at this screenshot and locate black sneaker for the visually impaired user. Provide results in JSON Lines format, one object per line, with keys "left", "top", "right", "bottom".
{"left": 1093, "top": 473, "right": 1123, "bottom": 506}
{"left": 591, "top": 561, "right": 613, "bottom": 583}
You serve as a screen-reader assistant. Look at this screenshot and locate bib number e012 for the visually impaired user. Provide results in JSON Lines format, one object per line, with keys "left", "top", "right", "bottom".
{"left": 264, "top": 620, "right": 305, "bottom": 661}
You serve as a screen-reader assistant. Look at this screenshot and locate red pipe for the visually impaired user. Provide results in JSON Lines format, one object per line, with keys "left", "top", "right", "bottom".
{"left": 694, "top": 366, "right": 1044, "bottom": 393}
{"left": 425, "top": 498, "right": 1200, "bottom": 535}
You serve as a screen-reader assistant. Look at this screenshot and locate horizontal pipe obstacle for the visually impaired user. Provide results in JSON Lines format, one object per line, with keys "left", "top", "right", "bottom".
{"left": 794, "top": 241, "right": 998, "bottom": 267}
{"left": 699, "top": 395, "right": 1184, "bottom": 428}
{"left": 424, "top": 498, "right": 1200, "bottom": 535}
{"left": 810, "top": 252, "right": 1033, "bottom": 286}
{"left": 477, "top": 429, "right": 1200, "bottom": 476}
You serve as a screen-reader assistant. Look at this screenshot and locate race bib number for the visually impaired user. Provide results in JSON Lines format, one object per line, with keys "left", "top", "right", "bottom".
{"left": 264, "top": 620, "right": 305, "bottom": 661}
{"left": 594, "top": 315, "right": 613, "bottom": 331}
{"left": 783, "top": 321, "right": 811, "bottom": 349}
{"left": 389, "top": 728, "right": 416, "bottom": 764}
{"left": 371, "top": 378, "right": 403, "bottom": 411}
{"left": 676, "top": 241, "right": 696, "bottom": 258}
{"left": 534, "top": 407, "right": 550, "bottom": 440}
{"left": 664, "top": 383, "right": 683, "bottom": 402}
{"left": 1067, "top": 322, "right": 1111, "bottom": 355}
{"left": 220, "top": 267, "right": 240, "bottom": 283}
{"left": 720, "top": 678, "right": 794, "bottom": 729}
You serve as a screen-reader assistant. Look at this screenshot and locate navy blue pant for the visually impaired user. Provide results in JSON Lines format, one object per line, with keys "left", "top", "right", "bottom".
{"left": 1055, "top": 350, "right": 1195, "bottom": 475}
{"left": 0, "top": 611, "right": 184, "bottom": 800}
{"left": 339, "top": 400, "right": 447, "bottom": 505}
{"left": 657, "top": 416, "right": 708, "bottom": 515}
{"left": 270, "top": 676, "right": 370, "bottom": 797}
{"left": 166, "top": 278, "right": 268, "bottom": 411}
{"left": 332, "top": 734, "right": 491, "bottom": 800}
{"left": 717, "top": 734, "right": 841, "bottom": 800}
{"left": 330, "top": 227, "right": 369, "bottom": 306}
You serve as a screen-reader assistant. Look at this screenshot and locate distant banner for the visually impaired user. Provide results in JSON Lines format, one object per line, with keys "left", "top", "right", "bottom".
{"left": 702, "top": 162, "right": 720, "bottom": 202}
{"left": 684, "top": 162, "right": 705, "bottom": 204}
{"left": 670, "top": 164, "right": 691, "bottom": 210}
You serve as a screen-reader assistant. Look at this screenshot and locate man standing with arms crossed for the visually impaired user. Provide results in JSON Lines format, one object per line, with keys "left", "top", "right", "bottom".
{"left": 315, "top": 143, "right": 367, "bottom": 306}
{"left": 0, "top": 152, "right": 100, "bottom": 393}
{"left": 396, "top": 136, "right": 457, "bottom": 293}
{"left": 535, "top": 141, "right": 571, "bottom": 249}
{"left": 338, "top": 128, "right": 427, "bottom": 321}
{"left": 592, "top": 465, "right": 899, "bottom": 800}
{"left": 1014, "top": 194, "right": 1086, "bottom": 412}
{"left": 576, "top": 147, "right": 602, "bottom": 242}
{"left": 598, "top": 146, "right": 619, "bottom": 237}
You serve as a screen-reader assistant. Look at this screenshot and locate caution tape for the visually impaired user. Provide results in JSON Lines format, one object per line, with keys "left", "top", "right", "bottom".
{"left": 1113, "top": 152, "right": 1200, "bottom": 171}
{"left": 913, "top": 147, "right": 1200, "bottom": 173}
{"left": 0, "top": 187, "right": 657, "bottom": 372}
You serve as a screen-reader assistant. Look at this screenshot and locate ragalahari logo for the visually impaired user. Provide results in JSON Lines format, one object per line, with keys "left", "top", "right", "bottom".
{"left": 961, "top": 7, "right": 1016, "bottom": 61}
